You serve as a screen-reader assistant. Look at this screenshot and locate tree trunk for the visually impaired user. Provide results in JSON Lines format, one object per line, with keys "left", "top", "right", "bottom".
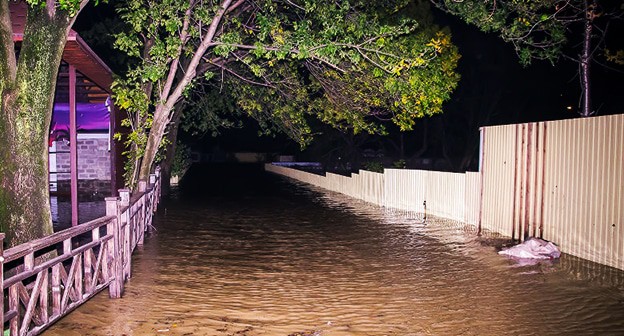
{"left": 159, "top": 104, "right": 184, "bottom": 196}
{"left": 138, "top": 104, "right": 169, "bottom": 182}
{"left": 579, "top": 0, "right": 595, "bottom": 117}
{"left": 0, "top": 4, "right": 76, "bottom": 246}
{"left": 135, "top": 0, "right": 233, "bottom": 185}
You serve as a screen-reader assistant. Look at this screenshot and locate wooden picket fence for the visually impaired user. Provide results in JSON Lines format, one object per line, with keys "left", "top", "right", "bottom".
{"left": 1, "top": 170, "right": 162, "bottom": 336}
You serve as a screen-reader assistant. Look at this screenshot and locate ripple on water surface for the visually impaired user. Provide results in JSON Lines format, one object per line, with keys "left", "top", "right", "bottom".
{"left": 45, "top": 167, "right": 624, "bottom": 336}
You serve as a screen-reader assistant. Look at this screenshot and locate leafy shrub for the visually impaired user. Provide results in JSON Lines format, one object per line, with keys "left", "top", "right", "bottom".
{"left": 363, "top": 161, "right": 384, "bottom": 173}
{"left": 172, "top": 142, "right": 192, "bottom": 177}
{"left": 392, "top": 159, "right": 406, "bottom": 169}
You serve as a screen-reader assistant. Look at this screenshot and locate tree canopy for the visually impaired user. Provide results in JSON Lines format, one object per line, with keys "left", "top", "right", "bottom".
{"left": 430, "top": 0, "right": 624, "bottom": 117}
{"left": 111, "top": 0, "right": 460, "bottom": 186}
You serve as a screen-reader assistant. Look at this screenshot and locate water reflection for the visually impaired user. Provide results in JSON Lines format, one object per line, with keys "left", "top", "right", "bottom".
{"left": 50, "top": 195, "right": 106, "bottom": 231}
{"left": 45, "top": 165, "right": 624, "bottom": 335}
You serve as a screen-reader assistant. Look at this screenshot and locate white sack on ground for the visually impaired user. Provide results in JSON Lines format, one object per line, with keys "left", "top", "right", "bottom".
{"left": 498, "top": 238, "right": 561, "bottom": 259}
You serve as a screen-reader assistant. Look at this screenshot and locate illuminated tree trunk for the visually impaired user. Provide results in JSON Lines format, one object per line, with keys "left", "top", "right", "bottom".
{"left": 579, "top": 0, "right": 596, "bottom": 117}
{"left": 0, "top": 3, "right": 78, "bottom": 246}
{"left": 138, "top": 104, "right": 170, "bottom": 182}
{"left": 159, "top": 105, "right": 184, "bottom": 196}
{"left": 136, "top": 0, "right": 233, "bottom": 184}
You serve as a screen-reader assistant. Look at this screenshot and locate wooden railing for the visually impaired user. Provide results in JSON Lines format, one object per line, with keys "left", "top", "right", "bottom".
{"left": 1, "top": 169, "right": 162, "bottom": 336}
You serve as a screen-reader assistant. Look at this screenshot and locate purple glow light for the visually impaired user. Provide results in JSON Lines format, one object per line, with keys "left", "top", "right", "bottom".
{"left": 51, "top": 102, "right": 110, "bottom": 133}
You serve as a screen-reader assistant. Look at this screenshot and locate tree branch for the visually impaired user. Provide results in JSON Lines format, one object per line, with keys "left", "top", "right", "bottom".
{"left": 207, "top": 60, "right": 277, "bottom": 88}
{"left": 226, "top": 0, "right": 247, "bottom": 14}
{"left": 163, "top": 0, "right": 234, "bottom": 113}
{"left": 160, "top": 0, "right": 195, "bottom": 102}
{"left": 207, "top": 42, "right": 355, "bottom": 73}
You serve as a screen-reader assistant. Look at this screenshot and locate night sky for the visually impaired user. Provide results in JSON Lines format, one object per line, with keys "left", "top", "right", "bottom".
{"left": 434, "top": 7, "right": 623, "bottom": 122}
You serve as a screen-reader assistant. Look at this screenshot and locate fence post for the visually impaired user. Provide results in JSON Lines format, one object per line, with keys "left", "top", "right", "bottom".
{"left": 105, "top": 197, "right": 123, "bottom": 298}
{"left": 118, "top": 189, "right": 132, "bottom": 280}
{"left": 137, "top": 180, "right": 147, "bottom": 246}
{"left": 138, "top": 180, "right": 147, "bottom": 193}
{"left": 154, "top": 168, "right": 161, "bottom": 205}
{"left": 118, "top": 189, "right": 130, "bottom": 207}
{"left": 0, "top": 233, "right": 4, "bottom": 328}
{"left": 149, "top": 174, "right": 156, "bottom": 188}
{"left": 118, "top": 188, "right": 131, "bottom": 248}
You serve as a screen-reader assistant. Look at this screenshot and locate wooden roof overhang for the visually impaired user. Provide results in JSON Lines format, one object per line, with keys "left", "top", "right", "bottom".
{"left": 63, "top": 32, "right": 114, "bottom": 96}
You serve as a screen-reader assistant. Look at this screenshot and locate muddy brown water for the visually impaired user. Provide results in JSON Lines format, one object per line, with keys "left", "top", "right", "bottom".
{"left": 44, "top": 164, "right": 624, "bottom": 336}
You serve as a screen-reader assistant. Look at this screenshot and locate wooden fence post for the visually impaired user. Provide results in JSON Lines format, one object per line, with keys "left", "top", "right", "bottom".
{"left": 138, "top": 180, "right": 147, "bottom": 193}
{"left": 137, "top": 180, "right": 147, "bottom": 246}
{"left": 118, "top": 189, "right": 130, "bottom": 207}
{"left": 154, "top": 168, "right": 161, "bottom": 205}
{"left": 118, "top": 188, "right": 132, "bottom": 279}
{"left": 105, "top": 197, "right": 123, "bottom": 298}
{"left": 149, "top": 174, "right": 156, "bottom": 188}
{"left": 0, "top": 233, "right": 4, "bottom": 328}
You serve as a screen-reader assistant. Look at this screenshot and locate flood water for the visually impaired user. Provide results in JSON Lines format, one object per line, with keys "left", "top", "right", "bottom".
{"left": 45, "top": 164, "right": 624, "bottom": 336}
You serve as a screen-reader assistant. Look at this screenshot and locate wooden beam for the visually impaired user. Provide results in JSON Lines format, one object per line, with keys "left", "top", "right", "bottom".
{"left": 70, "top": 65, "right": 79, "bottom": 227}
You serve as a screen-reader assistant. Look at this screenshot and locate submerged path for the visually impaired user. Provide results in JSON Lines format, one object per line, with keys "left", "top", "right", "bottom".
{"left": 45, "top": 164, "right": 624, "bottom": 335}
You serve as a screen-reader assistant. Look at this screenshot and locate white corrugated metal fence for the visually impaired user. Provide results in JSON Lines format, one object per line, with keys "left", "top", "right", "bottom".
{"left": 265, "top": 114, "right": 624, "bottom": 271}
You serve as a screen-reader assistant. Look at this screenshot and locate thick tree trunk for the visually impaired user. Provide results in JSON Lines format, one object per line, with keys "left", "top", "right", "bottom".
{"left": 0, "top": 4, "right": 75, "bottom": 246}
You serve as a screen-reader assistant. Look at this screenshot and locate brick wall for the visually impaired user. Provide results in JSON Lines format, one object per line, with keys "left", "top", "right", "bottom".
{"left": 51, "top": 133, "right": 111, "bottom": 194}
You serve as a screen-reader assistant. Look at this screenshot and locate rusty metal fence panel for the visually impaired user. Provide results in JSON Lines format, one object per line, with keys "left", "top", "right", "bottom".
{"left": 480, "top": 114, "right": 624, "bottom": 270}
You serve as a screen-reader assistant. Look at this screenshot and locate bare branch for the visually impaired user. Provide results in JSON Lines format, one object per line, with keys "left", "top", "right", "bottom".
{"left": 356, "top": 49, "right": 392, "bottom": 74}
{"left": 285, "top": 0, "right": 305, "bottom": 11}
{"left": 164, "top": 0, "right": 235, "bottom": 112}
{"left": 210, "top": 61, "right": 276, "bottom": 88}
{"left": 226, "top": 0, "right": 247, "bottom": 14}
